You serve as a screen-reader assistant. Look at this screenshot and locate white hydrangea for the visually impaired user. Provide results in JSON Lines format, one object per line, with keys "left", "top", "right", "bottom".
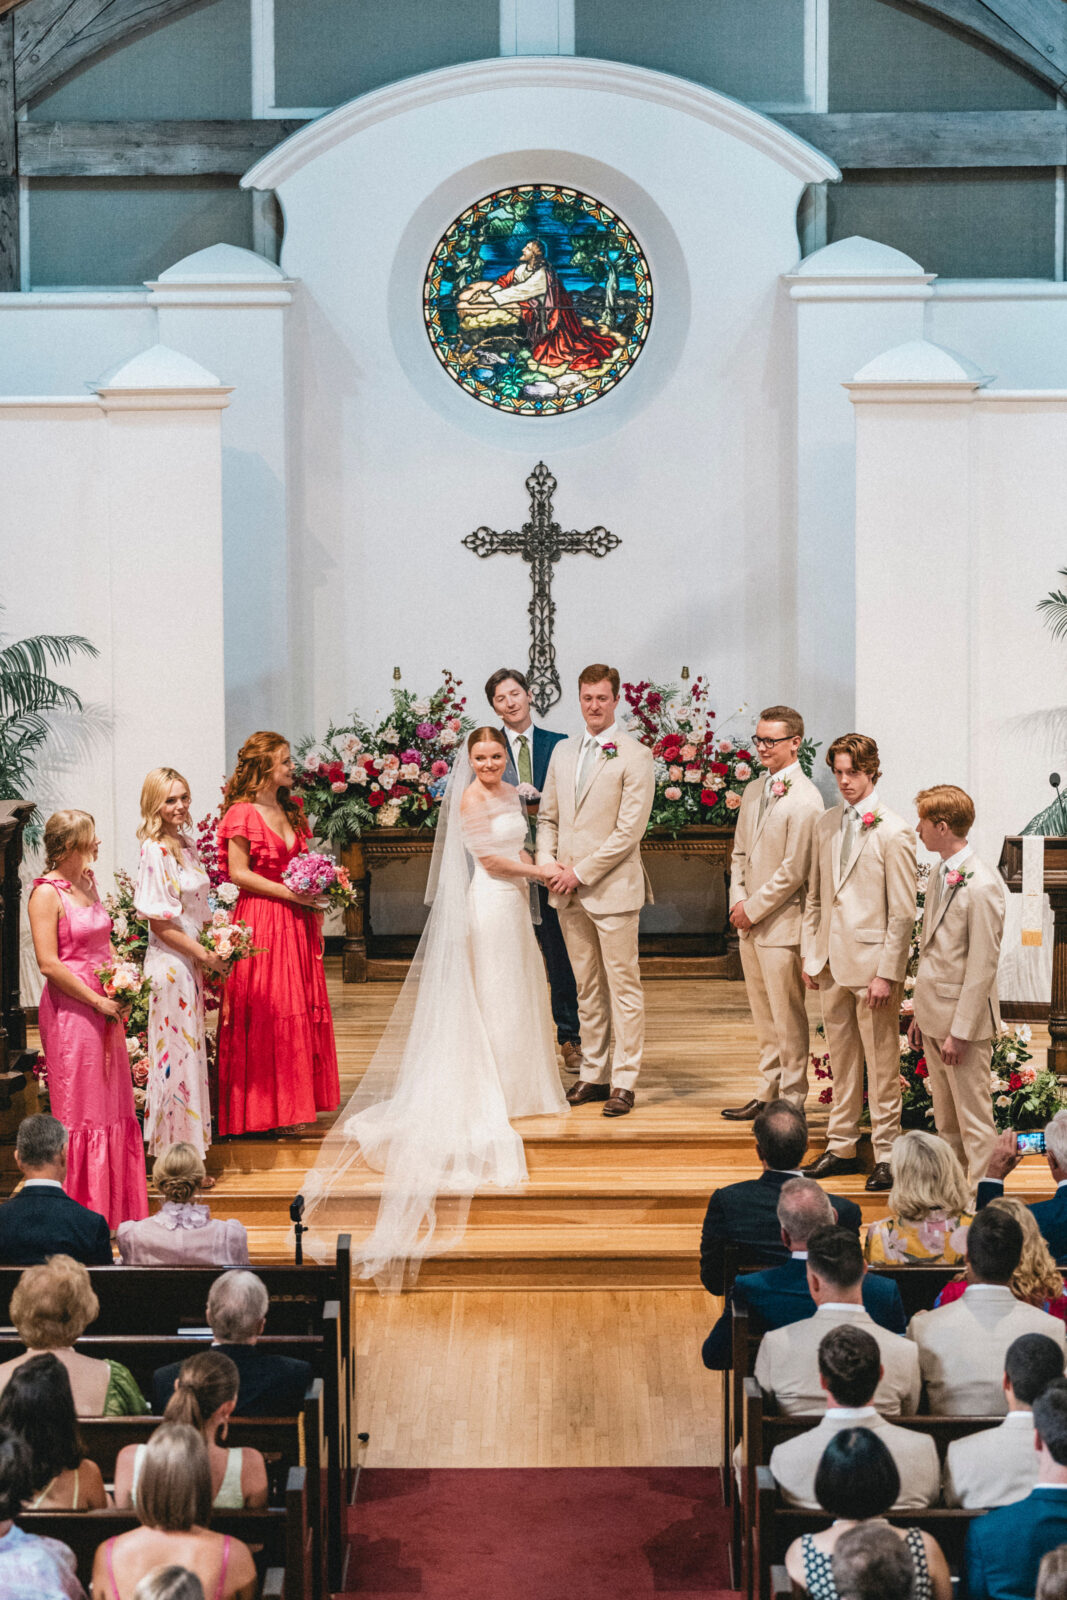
{"left": 381, "top": 726, "right": 400, "bottom": 745}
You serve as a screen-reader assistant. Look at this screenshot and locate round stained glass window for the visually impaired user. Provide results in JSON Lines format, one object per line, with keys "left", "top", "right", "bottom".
{"left": 423, "top": 185, "right": 652, "bottom": 416}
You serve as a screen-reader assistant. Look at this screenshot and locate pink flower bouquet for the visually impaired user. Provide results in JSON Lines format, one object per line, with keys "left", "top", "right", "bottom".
{"left": 198, "top": 915, "right": 259, "bottom": 967}
{"left": 282, "top": 851, "right": 357, "bottom": 909}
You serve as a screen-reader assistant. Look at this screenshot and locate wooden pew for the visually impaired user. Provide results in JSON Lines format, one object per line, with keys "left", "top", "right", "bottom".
{"left": 21, "top": 1465, "right": 310, "bottom": 1600}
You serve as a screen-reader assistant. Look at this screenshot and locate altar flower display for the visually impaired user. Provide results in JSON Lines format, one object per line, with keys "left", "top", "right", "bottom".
{"left": 282, "top": 851, "right": 358, "bottom": 909}
{"left": 294, "top": 672, "right": 473, "bottom": 842}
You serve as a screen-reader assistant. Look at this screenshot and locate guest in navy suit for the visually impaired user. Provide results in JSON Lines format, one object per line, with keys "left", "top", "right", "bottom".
{"left": 151, "top": 1271, "right": 311, "bottom": 1418}
{"left": 700, "top": 1100, "right": 863, "bottom": 1297}
{"left": 977, "top": 1117, "right": 1067, "bottom": 1263}
{"left": 0, "top": 1114, "right": 111, "bottom": 1266}
{"left": 702, "top": 1176, "right": 906, "bottom": 1367}
{"left": 486, "top": 668, "right": 581, "bottom": 1070}
{"left": 963, "top": 1378, "right": 1067, "bottom": 1600}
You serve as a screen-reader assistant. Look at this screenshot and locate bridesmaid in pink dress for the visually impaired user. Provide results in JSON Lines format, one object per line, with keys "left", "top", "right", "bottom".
{"left": 27, "top": 810, "right": 148, "bottom": 1229}
{"left": 215, "top": 733, "right": 339, "bottom": 1136}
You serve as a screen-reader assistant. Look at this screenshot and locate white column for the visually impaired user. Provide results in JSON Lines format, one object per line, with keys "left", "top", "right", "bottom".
{"left": 785, "top": 238, "right": 935, "bottom": 755}
{"left": 95, "top": 342, "right": 232, "bottom": 854}
{"left": 145, "top": 244, "right": 295, "bottom": 757}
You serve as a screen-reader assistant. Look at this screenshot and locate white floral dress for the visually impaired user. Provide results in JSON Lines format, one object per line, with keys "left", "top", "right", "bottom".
{"left": 134, "top": 840, "right": 212, "bottom": 1157}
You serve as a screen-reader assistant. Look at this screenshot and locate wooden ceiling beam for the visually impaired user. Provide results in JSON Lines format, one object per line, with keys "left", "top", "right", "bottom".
{"left": 19, "top": 116, "right": 306, "bottom": 175}
{"left": 12, "top": 0, "right": 208, "bottom": 105}
{"left": 889, "top": 1, "right": 1067, "bottom": 88}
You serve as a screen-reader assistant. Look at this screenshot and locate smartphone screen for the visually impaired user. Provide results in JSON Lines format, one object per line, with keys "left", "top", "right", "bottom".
{"left": 1017, "top": 1131, "right": 1047, "bottom": 1156}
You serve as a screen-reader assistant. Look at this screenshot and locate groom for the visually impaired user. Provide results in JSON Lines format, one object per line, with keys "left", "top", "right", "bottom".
{"left": 536, "top": 664, "right": 655, "bottom": 1116}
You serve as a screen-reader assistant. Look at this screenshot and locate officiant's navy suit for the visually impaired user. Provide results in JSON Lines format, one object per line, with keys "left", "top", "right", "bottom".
{"left": 501, "top": 724, "right": 580, "bottom": 1048}
{"left": 701, "top": 1255, "right": 907, "bottom": 1368}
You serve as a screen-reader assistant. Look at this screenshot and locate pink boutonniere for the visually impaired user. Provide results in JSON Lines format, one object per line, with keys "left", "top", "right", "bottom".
{"left": 945, "top": 867, "right": 973, "bottom": 889}
{"left": 860, "top": 810, "right": 881, "bottom": 831}
{"left": 770, "top": 777, "right": 792, "bottom": 798}
{"left": 601, "top": 742, "right": 618, "bottom": 760}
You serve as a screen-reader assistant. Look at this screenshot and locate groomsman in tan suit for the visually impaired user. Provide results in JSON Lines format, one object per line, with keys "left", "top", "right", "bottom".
{"left": 802, "top": 734, "right": 916, "bottom": 1191}
{"left": 722, "top": 705, "right": 824, "bottom": 1120}
{"left": 536, "top": 664, "right": 655, "bottom": 1117}
{"left": 908, "top": 784, "right": 1006, "bottom": 1187}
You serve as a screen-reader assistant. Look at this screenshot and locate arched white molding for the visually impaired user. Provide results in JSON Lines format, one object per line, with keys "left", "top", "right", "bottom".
{"left": 241, "top": 57, "right": 841, "bottom": 191}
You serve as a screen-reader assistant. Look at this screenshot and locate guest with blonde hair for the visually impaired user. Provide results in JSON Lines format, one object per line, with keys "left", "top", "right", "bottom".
{"left": 27, "top": 811, "right": 147, "bottom": 1228}
{"left": 937, "top": 1194, "right": 1067, "bottom": 1321}
{"left": 135, "top": 769, "right": 226, "bottom": 1159}
{"left": 864, "top": 1129, "right": 972, "bottom": 1265}
{"left": 116, "top": 1145, "right": 248, "bottom": 1266}
{"left": 90, "top": 1425, "right": 256, "bottom": 1600}
{"left": 0, "top": 1256, "right": 146, "bottom": 1415}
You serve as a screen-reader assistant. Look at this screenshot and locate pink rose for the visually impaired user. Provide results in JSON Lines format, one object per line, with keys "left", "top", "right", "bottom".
{"left": 684, "top": 765, "right": 701, "bottom": 783}
{"left": 725, "top": 791, "right": 741, "bottom": 811}
{"left": 680, "top": 744, "right": 697, "bottom": 762}
{"left": 735, "top": 762, "right": 751, "bottom": 781}
{"left": 330, "top": 781, "right": 347, "bottom": 794}
{"left": 431, "top": 760, "right": 449, "bottom": 779}
{"left": 668, "top": 765, "right": 683, "bottom": 781}
{"left": 664, "top": 785, "right": 682, "bottom": 801}
{"left": 862, "top": 811, "right": 876, "bottom": 828}
{"left": 718, "top": 738, "right": 733, "bottom": 754}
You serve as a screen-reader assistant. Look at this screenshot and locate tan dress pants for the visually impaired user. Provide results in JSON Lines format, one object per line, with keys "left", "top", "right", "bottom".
{"left": 557, "top": 899, "right": 643, "bottom": 1092}
{"left": 821, "top": 973, "right": 904, "bottom": 1163}
{"left": 739, "top": 937, "right": 810, "bottom": 1107}
{"left": 921, "top": 1031, "right": 997, "bottom": 1189}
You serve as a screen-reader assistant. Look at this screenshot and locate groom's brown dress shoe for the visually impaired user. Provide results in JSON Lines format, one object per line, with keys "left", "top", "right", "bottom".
{"left": 720, "top": 1099, "right": 764, "bottom": 1122}
{"left": 566, "top": 1080, "right": 610, "bottom": 1107}
{"left": 803, "top": 1151, "right": 861, "bottom": 1179}
{"left": 865, "top": 1162, "right": 893, "bottom": 1192}
{"left": 603, "top": 1087, "right": 635, "bottom": 1117}
{"left": 560, "top": 1041, "right": 583, "bottom": 1075}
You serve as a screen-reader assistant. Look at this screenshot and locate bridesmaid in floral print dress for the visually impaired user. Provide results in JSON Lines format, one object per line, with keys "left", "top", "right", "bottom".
{"left": 134, "top": 769, "right": 228, "bottom": 1159}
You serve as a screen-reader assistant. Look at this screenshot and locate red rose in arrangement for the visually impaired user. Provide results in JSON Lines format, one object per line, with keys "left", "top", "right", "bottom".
{"left": 1010, "top": 1071, "right": 1022, "bottom": 1091}
{"left": 368, "top": 789, "right": 386, "bottom": 808}
{"left": 709, "top": 761, "right": 729, "bottom": 776}
{"left": 701, "top": 789, "right": 720, "bottom": 807}
{"left": 736, "top": 751, "right": 752, "bottom": 762}
{"left": 915, "top": 1059, "right": 929, "bottom": 1080}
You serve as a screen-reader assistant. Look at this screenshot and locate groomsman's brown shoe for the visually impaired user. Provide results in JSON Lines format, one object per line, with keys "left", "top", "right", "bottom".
{"left": 720, "top": 1099, "right": 765, "bottom": 1121}
{"left": 804, "top": 1151, "right": 861, "bottom": 1179}
{"left": 865, "top": 1162, "right": 893, "bottom": 1192}
{"left": 603, "top": 1087, "right": 635, "bottom": 1117}
{"left": 560, "top": 1041, "right": 583, "bottom": 1075}
{"left": 566, "top": 1080, "right": 610, "bottom": 1107}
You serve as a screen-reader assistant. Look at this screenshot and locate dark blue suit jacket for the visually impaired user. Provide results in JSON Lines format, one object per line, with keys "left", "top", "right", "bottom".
{"left": 701, "top": 1256, "right": 908, "bottom": 1369}
{"left": 963, "top": 1486, "right": 1067, "bottom": 1599}
{"left": 501, "top": 725, "right": 566, "bottom": 793}
{"left": 0, "top": 1183, "right": 112, "bottom": 1266}
{"left": 153, "top": 1342, "right": 312, "bottom": 1417}
{"left": 700, "top": 1169, "right": 863, "bottom": 1297}
{"left": 977, "top": 1178, "right": 1067, "bottom": 1263}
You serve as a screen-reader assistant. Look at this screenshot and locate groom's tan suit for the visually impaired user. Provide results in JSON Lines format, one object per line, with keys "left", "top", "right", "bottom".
{"left": 802, "top": 799, "right": 916, "bottom": 1162}
{"left": 913, "top": 851, "right": 1005, "bottom": 1185}
{"left": 729, "top": 768, "right": 824, "bottom": 1106}
{"left": 537, "top": 729, "right": 655, "bottom": 1092}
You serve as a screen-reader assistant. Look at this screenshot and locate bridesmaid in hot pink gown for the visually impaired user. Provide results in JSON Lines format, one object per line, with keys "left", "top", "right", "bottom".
{"left": 27, "top": 810, "right": 148, "bottom": 1229}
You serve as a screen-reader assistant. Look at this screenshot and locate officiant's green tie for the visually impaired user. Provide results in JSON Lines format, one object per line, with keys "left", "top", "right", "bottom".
{"left": 517, "top": 734, "right": 533, "bottom": 786}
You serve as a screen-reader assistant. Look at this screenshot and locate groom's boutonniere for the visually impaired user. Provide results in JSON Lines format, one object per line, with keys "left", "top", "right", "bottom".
{"left": 770, "top": 777, "right": 792, "bottom": 799}
{"left": 860, "top": 809, "right": 882, "bottom": 831}
{"left": 945, "top": 866, "right": 974, "bottom": 889}
{"left": 601, "top": 741, "right": 619, "bottom": 760}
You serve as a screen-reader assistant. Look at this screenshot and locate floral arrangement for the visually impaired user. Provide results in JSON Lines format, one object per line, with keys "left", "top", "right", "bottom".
{"left": 294, "top": 672, "right": 473, "bottom": 843}
{"left": 282, "top": 852, "right": 357, "bottom": 908}
{"left": 621, "top": 676, "right": 817, "bottom": 834}
{"left": 198, "top": 910, "right": 260, "bottom": 968}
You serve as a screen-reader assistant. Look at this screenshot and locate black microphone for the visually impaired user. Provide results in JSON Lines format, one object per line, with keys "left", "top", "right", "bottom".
{"left": 1051, "top": 773, "right": 1067, "bottom": 836}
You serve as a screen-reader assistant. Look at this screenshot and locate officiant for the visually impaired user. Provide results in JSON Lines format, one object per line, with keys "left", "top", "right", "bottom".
{"left": 486, "top": 668, "right": 583, "bottom": 1075}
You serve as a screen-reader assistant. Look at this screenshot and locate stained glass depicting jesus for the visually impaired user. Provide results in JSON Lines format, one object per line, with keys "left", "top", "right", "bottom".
{"left": 457, "top": 238, "right": 620, "bottom": 376}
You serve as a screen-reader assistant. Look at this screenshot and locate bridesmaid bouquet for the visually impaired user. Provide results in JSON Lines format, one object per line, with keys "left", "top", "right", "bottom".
{"left": 282, "top": 852, "right": 357, "bottom": 909}
{"left": 95, "top": 958, "right": 153, "bottom": 1033}
{"left": 198, "top": 910, "right": 260, "bottom": 967}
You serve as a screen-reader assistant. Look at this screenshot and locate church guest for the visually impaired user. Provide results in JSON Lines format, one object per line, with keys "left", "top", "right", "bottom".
{"left": 133, "top": 1572, "right": 205, "bottom": 1600}
{"left": 90, "top": 1425, "right": 257, "bottom": 1600}
{"left": 802, "top": 734, "right": 916, "bottom": 1193}
{"left": 115, "top": 1352, "right": 267, "bottom": 1512}
{"left": 944, "top": 1332, "right": 1065, "bottom": 1509}
{"left": 0, "top": 1115, "right": 111, "bottom": 1266}
{"left": 0, "top": 1426, "right": 85, "bottom": 1600}
{"left": 864, "top": 1130, "right": 973, "bottom": 1266}
{"left": 908, "top": 784, "right": 1005, "bottom": 1187}
{"left": 27, "top": 810, "right": 148, "bottom": 1229}
{"left": 0, "top": 1256, "right": 147, "bottom": 1416}
{"left": 151, "top": 1272, "right": 311, "bottom": 1419}
{"left": 116, "top": 1144, "right": 248, "bottom": 1267}
{"left": 963, "top": 1380, "right": 1067, "bottom": 1600}
{"left": 699, "top": 1101, "right": 862, "bottom": 1295}
{"left": 754, "top": 1226, "right": 920, "bottom": 1416}
{"left": 783, "top": 1429, "right": 950, "bottom": 1600}
{"left": 702, "top": 1178, "right": 905, "bottom": 1369}
{"left": 0, "top": 1353, "right": 107, "bottom": 1510}
{"left": 936, "top": 1196, "right": 1067, "bottom": 1321}
{"left": 770, "top": 1324, "right": 939, "bottom": 1510}
{"left": 831, "top": 1523, "right": 921, "bottom": 1600}
{"left": 536, "top": 665, "right": 655, "bottom": 1117}
{"left": 976, "top": 1115, "right": 1067, "bottom": 1261}
{"left": 135, "top": 769, "right": 227, "bottom": 1160}
{"left": 721, "top": 704, "right": 823, "bottom": 1119}
{"left": 487, "top": 667, "right": 582, "bottom": 1072}
{"left": 907, "top": 1208, "right": 1066, "bottom": 1415}
{"left": 214, "top": 733, "right": 339, "bottom": 1136}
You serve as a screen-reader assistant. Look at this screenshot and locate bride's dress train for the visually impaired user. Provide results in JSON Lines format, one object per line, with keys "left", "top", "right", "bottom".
{"left": 300, "top": 763, "right": 567, "bottom": 1289}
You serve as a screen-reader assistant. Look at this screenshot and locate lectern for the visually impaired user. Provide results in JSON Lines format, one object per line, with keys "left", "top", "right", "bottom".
{"left": 1000, "top": 835, "right": 1067, "bottom": 1077}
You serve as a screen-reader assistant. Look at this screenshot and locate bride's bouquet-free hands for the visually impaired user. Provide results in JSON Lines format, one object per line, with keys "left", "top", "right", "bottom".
{"left": 282, "top": 852, "right": 358, "bottom": 910}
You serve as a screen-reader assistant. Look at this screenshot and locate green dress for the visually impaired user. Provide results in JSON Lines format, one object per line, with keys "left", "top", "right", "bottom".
{"left": 102, "top": 1359, "right": 147, "bottom": 1415}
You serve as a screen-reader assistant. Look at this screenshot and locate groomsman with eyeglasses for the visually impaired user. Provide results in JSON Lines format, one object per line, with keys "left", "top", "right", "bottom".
{"left": 722, "top": 705, "right": 824, "bottom": 1120}
{"left": 486, "top": 667, "right": 583, "bottom": 1074}
{"left": 802, "top": 734, "right": 916, "bottom": 1192}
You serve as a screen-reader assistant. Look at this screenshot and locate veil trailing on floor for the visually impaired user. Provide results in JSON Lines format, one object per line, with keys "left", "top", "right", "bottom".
{"left": 298, "top": 747, "right": 535, "bottom": 1292}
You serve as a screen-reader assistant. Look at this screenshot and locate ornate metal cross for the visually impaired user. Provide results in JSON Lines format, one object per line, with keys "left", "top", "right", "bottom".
{"left": 462, "top": 462, "right": 621, "bottom": 716}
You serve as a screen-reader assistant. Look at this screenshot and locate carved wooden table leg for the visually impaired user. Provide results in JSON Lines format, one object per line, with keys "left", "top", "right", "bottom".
{"left": 340, "top": 840, "right": 368, "bottom": 983}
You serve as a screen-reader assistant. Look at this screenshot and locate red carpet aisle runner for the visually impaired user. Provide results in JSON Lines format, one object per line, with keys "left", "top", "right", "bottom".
{"left": 344, "top": 1467, "right": 733, "bottom": 1600}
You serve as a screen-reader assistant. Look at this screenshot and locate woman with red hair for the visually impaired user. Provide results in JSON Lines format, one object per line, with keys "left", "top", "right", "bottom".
{"left": 214, "top": 733, "right": 339, "bottom": 1136}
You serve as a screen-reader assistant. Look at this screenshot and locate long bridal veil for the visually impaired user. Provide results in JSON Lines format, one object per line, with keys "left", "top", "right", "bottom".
{"left": 298, "top": 747, "right": 532, "bottom": 1292}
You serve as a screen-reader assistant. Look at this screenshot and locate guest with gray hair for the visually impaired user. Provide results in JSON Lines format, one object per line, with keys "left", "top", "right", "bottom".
{"left": 702, "top": 1178, "right": 906, "bottom": 1368}
{"left": 978, "top": 1113, "right": 1067, "bottom": 1260}
{"left": 151, "top": 1272, "right": 311, "bottom": 1416}
{"left": 0, "top": 1114, "right": 111, "bottom": 1265}
{"left": 831, "top": 1522, "right": 918, "bottom": 1600}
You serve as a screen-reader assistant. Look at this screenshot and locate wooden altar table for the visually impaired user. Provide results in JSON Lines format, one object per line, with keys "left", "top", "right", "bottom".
{"left": 339, "top": 825, "right": 741, "bottom": 983}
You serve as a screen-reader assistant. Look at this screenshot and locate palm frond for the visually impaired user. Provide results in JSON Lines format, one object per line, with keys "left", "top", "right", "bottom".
{"left": 0, "top": 633, "right": 97, "bottom": 679}
{"left": 0, "top": 670, "right": 84, "bottom": 717}
{"left": 1037, "top": 570, "right": 1067, "bottom": 643}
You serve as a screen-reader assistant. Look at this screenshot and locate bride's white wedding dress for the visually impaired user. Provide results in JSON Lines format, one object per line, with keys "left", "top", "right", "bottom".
{"left": 300, "top": 757, "right": 567, "bottom": 1289}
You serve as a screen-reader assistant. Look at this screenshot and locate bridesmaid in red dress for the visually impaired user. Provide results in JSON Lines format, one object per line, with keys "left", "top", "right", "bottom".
{"left": 215, "top": 733, "right": 340, "bottom": 1136}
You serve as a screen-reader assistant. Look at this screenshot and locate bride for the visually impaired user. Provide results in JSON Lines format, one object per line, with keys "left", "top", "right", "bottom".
{"left": 300, "top": 726, "right": 568, "bottom": 1288}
